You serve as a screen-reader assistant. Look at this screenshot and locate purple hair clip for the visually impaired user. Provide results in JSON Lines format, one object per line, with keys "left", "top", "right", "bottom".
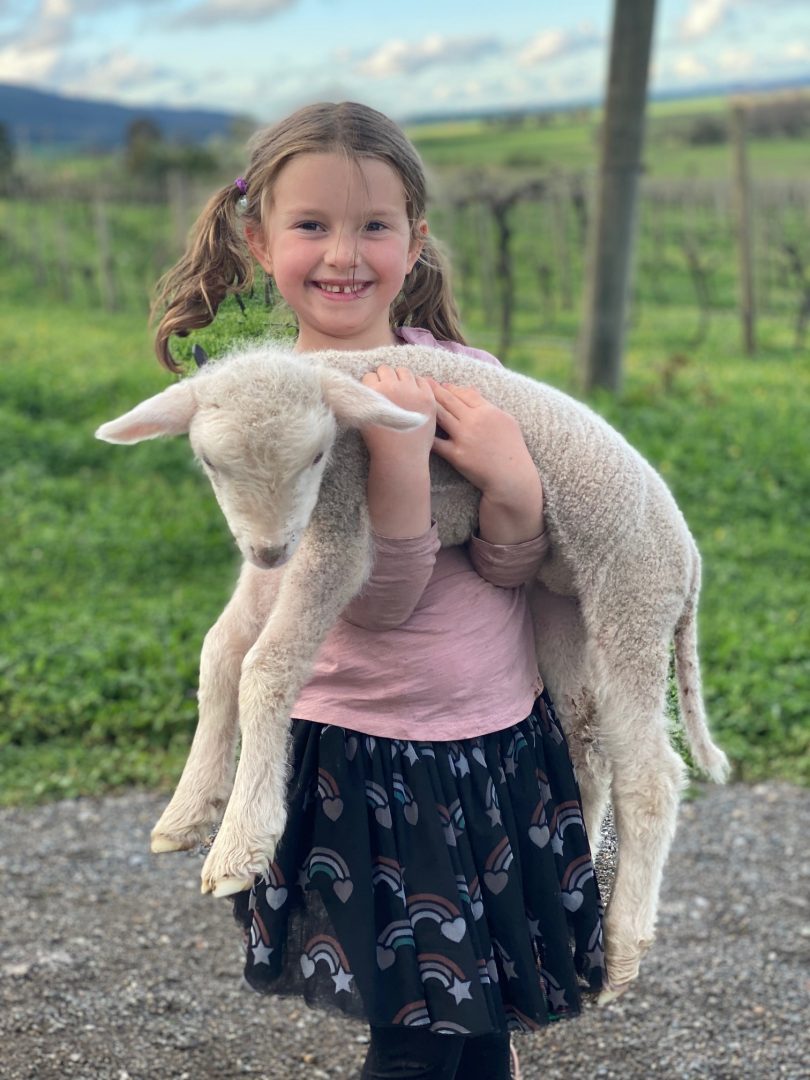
{"left": 234, "top": 176, "right": 248, "bottom": 211}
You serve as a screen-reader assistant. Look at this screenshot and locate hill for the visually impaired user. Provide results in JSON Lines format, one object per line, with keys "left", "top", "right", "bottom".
{"left": 0, "top": 83, "right": 247, "bottom": 149}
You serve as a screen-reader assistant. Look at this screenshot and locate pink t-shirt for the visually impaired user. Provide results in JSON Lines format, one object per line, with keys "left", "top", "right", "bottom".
{"left": 291, "top": 326, "right": 547, "bottom": 740}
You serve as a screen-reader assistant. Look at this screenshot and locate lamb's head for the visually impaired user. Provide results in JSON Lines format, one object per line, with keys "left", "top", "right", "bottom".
{"left": 95, "top": 348, "right": 427, "bottom": 569}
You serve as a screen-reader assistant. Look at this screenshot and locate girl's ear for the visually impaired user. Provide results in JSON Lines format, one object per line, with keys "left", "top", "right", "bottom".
{"left": 245, "top": 224, "right": 273, "bottom": 275}
{"left": 320, "top": 369, "right": 427, "bottom": 431}
{"left": 95, "top": 382, "right": 197, "bottom": 444}
{"left": 407, "top": 220, "right": 429, "bottom": 273}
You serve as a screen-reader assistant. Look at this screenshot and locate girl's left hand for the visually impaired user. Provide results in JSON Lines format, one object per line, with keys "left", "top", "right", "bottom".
{"left": 428, "top": 380, "right": 545, "bottom": 544}
{"left": 428, "top": 380, "right": 533, "bottom": 494}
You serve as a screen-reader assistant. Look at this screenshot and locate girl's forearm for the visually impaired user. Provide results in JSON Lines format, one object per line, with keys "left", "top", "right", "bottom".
{"left": 477, "top": 466, "right": 545, "bottom": 545}
{"left": 367, "top": 452, "right": 432, "bottom": 539}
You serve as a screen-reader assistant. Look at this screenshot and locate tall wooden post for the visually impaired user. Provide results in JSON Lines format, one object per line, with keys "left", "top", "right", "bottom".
{"left": 730, "top": 104, "right": 756, "bottom": 355}
{"left": 579, "top": 0, "right": 658, "bottom": 393}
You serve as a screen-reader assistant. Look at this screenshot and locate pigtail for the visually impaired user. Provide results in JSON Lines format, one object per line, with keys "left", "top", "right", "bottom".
{"left": 392, "top": 233, "right": 467, "bottom": 346}
{"left": 152, "top": 184, "right": 255, "bottom": 372}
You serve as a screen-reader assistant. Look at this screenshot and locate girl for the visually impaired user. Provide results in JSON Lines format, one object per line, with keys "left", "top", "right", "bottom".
{"left": 154, "top": 101, "right": 604, "bottom": 1080}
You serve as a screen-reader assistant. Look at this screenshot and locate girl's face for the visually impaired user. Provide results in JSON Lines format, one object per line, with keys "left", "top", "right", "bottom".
{"left": 247, "top": 152, "right": 426, "bottom": 353}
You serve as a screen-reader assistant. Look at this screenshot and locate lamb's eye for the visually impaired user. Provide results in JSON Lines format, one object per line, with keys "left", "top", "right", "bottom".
{"left": 312, "top": 451, "right": 324, "bottom": 466}
{"left": 201, "top": 455, "right": 216, "bottom": 471}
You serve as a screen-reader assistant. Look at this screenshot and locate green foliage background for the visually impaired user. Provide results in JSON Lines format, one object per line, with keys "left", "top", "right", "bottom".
{"left": 1, "top": 101, "right": 809, "bottom": 804}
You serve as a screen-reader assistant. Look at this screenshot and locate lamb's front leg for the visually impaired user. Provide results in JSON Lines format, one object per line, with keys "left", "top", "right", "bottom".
{"left": 200, "top": 528, "right": 371, "bottom": 898}
{"left": 150, "top": 568, "right": 269, "bottom": 853}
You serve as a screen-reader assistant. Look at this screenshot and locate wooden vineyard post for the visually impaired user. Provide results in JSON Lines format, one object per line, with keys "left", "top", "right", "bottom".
{"left": 93, "top": 197, "right": 117, "bottom": 313}
{"left": 730, "top": 104, "right": 756, "bottom": 355}
{"left": 578, "top": 0, "right": 658, "bottom": 393}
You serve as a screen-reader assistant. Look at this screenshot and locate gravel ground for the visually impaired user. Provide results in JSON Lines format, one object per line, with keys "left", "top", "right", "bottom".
{"left": 1, "top": 782, "right": 808, "bottom": 1080}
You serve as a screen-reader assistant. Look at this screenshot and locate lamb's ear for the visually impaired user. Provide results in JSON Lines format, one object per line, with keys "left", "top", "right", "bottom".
{"left": 320, "top": 369, "right": 427, "bottom": 431}
{"left": 95, "top": 382, "right": 197, "bottom": 444}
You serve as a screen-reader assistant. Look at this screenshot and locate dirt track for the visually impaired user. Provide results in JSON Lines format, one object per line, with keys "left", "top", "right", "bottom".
{"left": 1, "top": 783, "right": 808, "bottom": 1079}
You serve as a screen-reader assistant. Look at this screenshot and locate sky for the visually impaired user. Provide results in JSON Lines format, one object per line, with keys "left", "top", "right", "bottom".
{"left": 1, "top": 0, "right": 809, "bottom": 122}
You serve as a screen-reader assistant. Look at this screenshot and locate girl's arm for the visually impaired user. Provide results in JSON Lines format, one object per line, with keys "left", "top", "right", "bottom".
{"left": 360, "top": 365, "right": 437, "bottom": 539}
{"left": 338, "top": 365, "right": 439, "bottom": 632}
{"left": 429, "top": 381, "right": 545, "bottom": 545}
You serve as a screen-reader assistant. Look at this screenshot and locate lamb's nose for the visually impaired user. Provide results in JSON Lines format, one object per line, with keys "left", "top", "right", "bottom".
{"left": 253, "top": 545, "right": 286, "bottom": 567}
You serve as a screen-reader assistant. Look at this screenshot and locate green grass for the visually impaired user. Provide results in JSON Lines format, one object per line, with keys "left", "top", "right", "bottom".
{"left": 2, "top": 90, "right": 808, "bottom": 803}
{"left": 1, "top": 287, "right": 807, "bottom": 806}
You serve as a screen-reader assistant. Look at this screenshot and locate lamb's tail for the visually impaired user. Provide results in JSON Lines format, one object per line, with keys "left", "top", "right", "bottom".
{"left": 674, "top": 558, "right": 731, "bottom": 783}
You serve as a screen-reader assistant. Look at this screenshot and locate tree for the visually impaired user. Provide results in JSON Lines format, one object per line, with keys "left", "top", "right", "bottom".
{"left": 578, "top": 0, "right": 658, "bottom": 393}
{"left": 124, "top": 117, "right": 164, "bottom": 177}
{"left": 0, "top": 122, "right": 15, "bottom": 192}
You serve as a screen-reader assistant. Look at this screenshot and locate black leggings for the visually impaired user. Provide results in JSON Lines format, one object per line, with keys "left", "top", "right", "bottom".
{"left": 360, "top": 1025, "right": 511, "bottom": 1080}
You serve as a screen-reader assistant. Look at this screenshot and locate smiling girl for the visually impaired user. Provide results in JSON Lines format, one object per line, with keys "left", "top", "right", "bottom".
{"left": 152, "top": 101, "right": 604, "bottom": 1080}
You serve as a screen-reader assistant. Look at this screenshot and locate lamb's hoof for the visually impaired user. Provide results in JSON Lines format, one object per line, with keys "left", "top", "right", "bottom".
{"left": 150, "top": 830, "right": 200, "bottom": 854}
{"left": 205, "top": 875, "right": 256, "bottom": 898}
{"left": 598, "top": 983, "right": 631, "bottom": 1007}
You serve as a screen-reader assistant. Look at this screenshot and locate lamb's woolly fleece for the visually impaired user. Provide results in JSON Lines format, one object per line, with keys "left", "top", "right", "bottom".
{"left": 103, "top": 339, "right": 729, "bottom": 994}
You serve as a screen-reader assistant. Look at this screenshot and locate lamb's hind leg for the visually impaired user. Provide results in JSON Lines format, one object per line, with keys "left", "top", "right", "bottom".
{"left": 530, "top": 585, "right": 612, "bottom": 853}
{"left": 151, "top": 567, "right": 269, "bottom": 853}
{"left": 597, "top": 654, "right": 687, "bottom": 998}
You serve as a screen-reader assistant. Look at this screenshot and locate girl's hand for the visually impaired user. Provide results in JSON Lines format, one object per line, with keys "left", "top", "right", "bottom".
{"left": 429, "top": 380, "right": 544, "bottom": 545}
{"left": 359, "top": 365, "right": 437, "bottom": 539}
{"left": 360, "top": 365, "right": 437, "bottom": 461}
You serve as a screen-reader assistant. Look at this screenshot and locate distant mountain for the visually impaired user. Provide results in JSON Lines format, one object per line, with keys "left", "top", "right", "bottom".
{"left": 0, "top": 83, "right": 247, "bottom": 149}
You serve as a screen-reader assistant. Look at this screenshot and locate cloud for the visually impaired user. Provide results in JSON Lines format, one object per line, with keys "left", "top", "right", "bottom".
{"left": 0, "top": 0, "right": 73, "bottom": 83}
{"left": 0, "top": 42, "right": 62, "bottom": 82}
{"left": 57, "top": 48, "right": 175, "bottom": 101}
{"left": 718, "top": 48, "right": 753, "bottom": 73}
{"left": 170, "top": 0, "right": 296, "bottom": 27}
{"left": 517, "top": 28, "right": 601, "bottom": 67}
{"left": 784, "top": 41, "right": 810, "bottom": 61}
{"left": 673, "top": 54, "right": 709, "bottom": 79}
{"left": 355, "top": 33, "right": 501, "bottom": 78}
{"left": 679, "top": 0, "right": 732, "bottom": 40}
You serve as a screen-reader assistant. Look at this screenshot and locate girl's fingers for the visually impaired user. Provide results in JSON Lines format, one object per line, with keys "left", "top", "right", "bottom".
{"left": 429, "top": 380, "right": 466, "bottom": 419}
{"left": 433, "top": 400, "right": 459, "bottom": 435}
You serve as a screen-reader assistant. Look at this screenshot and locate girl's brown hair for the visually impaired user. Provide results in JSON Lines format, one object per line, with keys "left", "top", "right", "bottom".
{"left": 153, "top": 101, "right": 465, "bottom": 371}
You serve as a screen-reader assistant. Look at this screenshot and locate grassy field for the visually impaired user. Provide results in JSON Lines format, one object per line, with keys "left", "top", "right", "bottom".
{"left": 1, "top": 92, "right": 808, "bottom": 805}
{"left": 1, "top": 286, "right": 808, "bottom": 805}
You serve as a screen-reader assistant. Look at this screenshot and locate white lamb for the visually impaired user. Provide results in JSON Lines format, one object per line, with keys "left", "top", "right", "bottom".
{"left": 96, "top": 341, "right": 729, "bottom": 995}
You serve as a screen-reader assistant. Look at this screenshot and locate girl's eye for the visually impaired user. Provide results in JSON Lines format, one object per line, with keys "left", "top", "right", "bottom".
{"left": 365, "top": 221, "right": 387, "bottom": 233}
{"left": 312, "top": 451, "right": 324, "bottom": 466}
{"left": 297, "top": 221, "right": 323, "bottom": 232}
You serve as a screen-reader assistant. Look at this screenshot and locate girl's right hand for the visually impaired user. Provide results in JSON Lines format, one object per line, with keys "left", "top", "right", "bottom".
{"left": 360, "top": 365, "right": 437, "bottom": 461}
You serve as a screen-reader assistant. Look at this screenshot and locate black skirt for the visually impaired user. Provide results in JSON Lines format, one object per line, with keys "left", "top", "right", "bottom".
{"left": 232, "top": 690, "right": 604, "bottom": 1036}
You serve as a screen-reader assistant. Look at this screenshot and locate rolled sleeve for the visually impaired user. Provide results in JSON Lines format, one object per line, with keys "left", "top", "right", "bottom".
{"left": 469, "top": 530, "right": 550, "bottom": 588}
{"left": 341, "top": 522, "right": 441, "bottom": 631}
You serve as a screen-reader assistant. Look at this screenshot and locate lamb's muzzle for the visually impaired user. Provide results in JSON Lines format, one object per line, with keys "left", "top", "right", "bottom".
{"left": 96, "top": 340, "right": 729, "bottom": 998}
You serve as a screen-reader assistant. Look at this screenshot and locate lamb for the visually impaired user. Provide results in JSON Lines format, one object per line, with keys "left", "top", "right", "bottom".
{"left": 96, "top": 340, "right": 729, "bottom": 996}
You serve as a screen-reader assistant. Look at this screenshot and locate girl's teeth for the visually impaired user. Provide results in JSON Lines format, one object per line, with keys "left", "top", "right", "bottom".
{"left": 319, "top": 283, "right": 361, "bottom": 293}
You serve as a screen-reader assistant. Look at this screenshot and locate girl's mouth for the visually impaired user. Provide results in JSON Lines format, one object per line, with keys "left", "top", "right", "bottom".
{"left": 311, "top": 281, "right": 372, "bottom": 299}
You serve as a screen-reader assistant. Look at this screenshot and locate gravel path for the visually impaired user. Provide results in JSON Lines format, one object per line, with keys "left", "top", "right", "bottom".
{"left": 1, "top": 782, "right": 808, "bottom": 1080}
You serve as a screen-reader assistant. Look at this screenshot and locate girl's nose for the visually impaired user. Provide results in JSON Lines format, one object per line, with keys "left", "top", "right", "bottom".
{"left": 324, "top": 231, "right": 359, "bottom": 269}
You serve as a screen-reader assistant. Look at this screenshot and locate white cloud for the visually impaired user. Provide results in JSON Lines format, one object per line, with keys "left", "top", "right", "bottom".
{"left": 355, "top": 33, "right": 500, "bottom": 78}
{"left": 518, "top": 29, "right": 565, "bottom": 66}
{"left": 58, "top": 49, "right": 171, "bottom": 101}
{"left": 680, "top": 0, "right": 731, "bottom": 41}
{"left": 718, "top": 48, "right": 753, "bottom": 73}
{"left": 673, "top": 54, "right": 709, "bottom": 79}
{"left": 784, "top": 42, "right": 810, "bottom": 61}
{"left": 517, "top": 28, "right": 601, "bottom": 67}
{"left": 171, "top": 0, "right": 295, "bottom": 27}
{"left": 0, "top": 0, "right": 73, "bottom": 83}
{"left": 0, "top": 42, "right": 61, "bottom": 82}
